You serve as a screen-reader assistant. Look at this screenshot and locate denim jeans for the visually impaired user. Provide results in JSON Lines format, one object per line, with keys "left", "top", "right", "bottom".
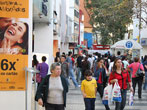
{"left": 115, "top": 89, "right": 127, "bottom": 110}
{"left": 76, "top": 67, "right": 81, "bottom": 84}
{"left": 84, "top": 98, "right": 96, "bottom": 110}
{"left": 143, "top": 76, "right": 147, "bottom": 90}
{"left": 69, "top": 69, "right": 78, "bottom": 87}
{"left": 143, "top": 71, "right": 147, "bottom": 90}
{"left": 65, "top": 77, "right": 69, "bottom": 86}
{"left": 45, "top": 103, "right": 64, "bottom": 110}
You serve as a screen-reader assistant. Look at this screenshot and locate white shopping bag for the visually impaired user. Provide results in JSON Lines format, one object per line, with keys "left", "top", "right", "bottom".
{"left": 112, "top": 82, "right": 122, "bottom": 102}
{"left": 128, "top": 92, "right": 134, "bottom": 106}
{"left": 102, "top": 84, "right": 112, "bottom": 105}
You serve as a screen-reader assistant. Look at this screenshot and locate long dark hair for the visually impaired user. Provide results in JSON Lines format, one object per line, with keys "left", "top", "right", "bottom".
{"left": 32, "top": 55, "right": 38, "bottom": 67}
{"left": 97, "top": 57, "right": 104, "bottom": 69}
{"left": 112, "top": 58, "right": 124, "bottom": 74}
{"left": 14, "top": 22, "right": 29, "bottom": 54}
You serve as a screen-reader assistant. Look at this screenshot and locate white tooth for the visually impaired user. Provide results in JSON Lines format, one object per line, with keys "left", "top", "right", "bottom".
{"left": 9, "top": 30, "right": 14, "bottom": 35}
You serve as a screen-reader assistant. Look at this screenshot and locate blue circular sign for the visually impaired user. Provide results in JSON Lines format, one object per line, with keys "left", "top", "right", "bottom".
{"left": 125, "top": 41, "right": 133, "bottom": 48}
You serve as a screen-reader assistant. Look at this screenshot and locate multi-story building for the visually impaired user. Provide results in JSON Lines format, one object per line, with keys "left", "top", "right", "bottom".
{"left": 68, "top": 0, "right": 80, "bottom": 53}
{"left": 33, "top": 0, "right": 68, "bottom": 61}
{"left": 33, "top": 0, "right": 54, "bottom": 66}
{"left": 80, "top": 0, "right": 93, "bottom": 49}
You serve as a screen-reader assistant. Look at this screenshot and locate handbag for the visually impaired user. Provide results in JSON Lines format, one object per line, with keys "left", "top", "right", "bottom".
{"left": 135, "top": 64, "right": 144, "bottom": 77}
{"left": 32, "top": 73, "right": 42, "bottom": 83}
{"left": 32, "top": 64, "right": 42, "bottom": 83}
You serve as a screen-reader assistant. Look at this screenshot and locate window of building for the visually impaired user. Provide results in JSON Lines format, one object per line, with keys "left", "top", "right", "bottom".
{"left": 74, "top": 23, "right": 79, "bottom": 31}
{"left": 74, "top": 10, "right": 79, "bottom": 18}
{"left": 75, "top": 0, "right": 79, "bottom": 5}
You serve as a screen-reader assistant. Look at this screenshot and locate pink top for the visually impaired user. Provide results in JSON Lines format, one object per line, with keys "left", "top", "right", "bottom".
{"left": 128, "top": 62, "right": 144, "bottom": 78}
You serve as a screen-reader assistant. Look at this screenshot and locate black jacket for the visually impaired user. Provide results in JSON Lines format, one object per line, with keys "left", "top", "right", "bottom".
{"left": 35, "top": 75, "right": 69, "bottom": 107}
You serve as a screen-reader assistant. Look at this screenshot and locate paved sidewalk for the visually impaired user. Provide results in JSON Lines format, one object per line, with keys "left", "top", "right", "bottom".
{"left": 32, "top": 81, "right": 147, "bottom": 110}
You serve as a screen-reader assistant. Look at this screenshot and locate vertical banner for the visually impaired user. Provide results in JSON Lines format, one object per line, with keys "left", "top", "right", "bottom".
{"left": 0, "top": 0, "right": 29, "bottom": 91}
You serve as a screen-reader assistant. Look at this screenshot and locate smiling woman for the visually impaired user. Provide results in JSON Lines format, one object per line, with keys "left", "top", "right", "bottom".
{"left": 0, "top": 22, "right": 29, "bottom": 54}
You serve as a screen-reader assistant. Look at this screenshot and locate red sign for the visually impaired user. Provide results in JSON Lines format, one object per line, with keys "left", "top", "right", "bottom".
{"left": 93, "top": 45, "right": 110, "bottom": 50}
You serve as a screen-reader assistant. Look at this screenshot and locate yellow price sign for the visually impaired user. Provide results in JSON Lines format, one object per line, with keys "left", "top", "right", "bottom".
{"left": 0, "top": 55, "right": 28, "bottom": 91}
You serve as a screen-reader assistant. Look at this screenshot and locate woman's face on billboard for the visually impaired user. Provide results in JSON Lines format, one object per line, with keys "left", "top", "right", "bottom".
{"left": 4, "top": 22, "right": 26, "bottom": 44}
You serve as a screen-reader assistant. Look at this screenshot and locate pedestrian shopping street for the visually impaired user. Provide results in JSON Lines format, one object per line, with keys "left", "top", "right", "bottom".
{"left": 32, "top": 80, "right": 147, "bottom": 110}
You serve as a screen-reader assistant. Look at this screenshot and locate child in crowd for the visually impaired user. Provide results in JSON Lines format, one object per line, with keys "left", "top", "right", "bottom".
{"left": 81, "top": 70, "right": 97, "bottom": 110}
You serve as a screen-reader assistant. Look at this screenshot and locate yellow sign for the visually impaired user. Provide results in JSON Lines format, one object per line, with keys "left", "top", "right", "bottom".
{"left": 0, "top": 0, "right": 29, "bottom": 18}
{"left": 136, "top": 36, "right": 140, "bottom": 43}
{"left": 0, "top": 55, "right": 28, "bottom": 91}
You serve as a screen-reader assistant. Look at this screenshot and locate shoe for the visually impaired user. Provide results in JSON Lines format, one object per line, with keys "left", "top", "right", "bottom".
{"left": 138, "top": 97, "right": 142, "bottom": 100}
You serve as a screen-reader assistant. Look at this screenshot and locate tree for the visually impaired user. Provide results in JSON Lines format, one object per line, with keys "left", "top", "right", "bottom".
{"left": 85, "top": 0, "right": 134, "bottom": 45}
{"left": 134, "top": 0, "right": 147, "bottom": 26}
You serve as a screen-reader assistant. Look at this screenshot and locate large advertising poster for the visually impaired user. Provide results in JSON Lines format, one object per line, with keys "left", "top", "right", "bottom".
{"left": 0, "top": 0, "right": 29, "bottom": 91}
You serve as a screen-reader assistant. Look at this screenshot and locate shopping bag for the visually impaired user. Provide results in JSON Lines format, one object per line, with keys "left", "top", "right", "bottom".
{"left": 102, "top": 84, "right": 112, "bottom": 105}
{"left": 112, "top": 82, "right": 122, "bottom": 102}
{"left": 128, "top": 92, "right": 134, "bottom": 106}
{"left": 32, "top": 73, "right": 42, "bottom": 83}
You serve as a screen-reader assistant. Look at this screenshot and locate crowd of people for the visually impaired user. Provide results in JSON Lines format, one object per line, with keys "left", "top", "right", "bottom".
{"left": 34, "top": 51, "right": 147, "bottom": 110}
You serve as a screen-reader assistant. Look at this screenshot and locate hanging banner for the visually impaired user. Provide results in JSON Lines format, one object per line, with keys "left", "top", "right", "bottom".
{"left": 0, "top": 0, "right": 29, "bottom": 91}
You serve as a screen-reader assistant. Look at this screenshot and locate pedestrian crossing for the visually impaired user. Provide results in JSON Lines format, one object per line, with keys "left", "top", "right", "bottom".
{"left": 66, "top": 86, "right": 147, "bottom": 110}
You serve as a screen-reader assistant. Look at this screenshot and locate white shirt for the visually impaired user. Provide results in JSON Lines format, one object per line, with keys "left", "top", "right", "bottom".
{"left": 109, "top": 62, "right": 114, "bottom": 73}
{"left": 47, "top": 76, "right": 64, "bottom": 104}
{"left": 88, "top": 57, "right": 94, "bottom": 69}
{"left": 122, "top": 60, "right": 129, "bottom": 69}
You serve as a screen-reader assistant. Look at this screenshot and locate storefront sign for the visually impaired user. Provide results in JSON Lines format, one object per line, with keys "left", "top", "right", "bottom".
{"left": 125, "top": 41, "right": 133, "bottom": 49}
{"left": 93, "top": 45, "right": 110, "bottom": 50}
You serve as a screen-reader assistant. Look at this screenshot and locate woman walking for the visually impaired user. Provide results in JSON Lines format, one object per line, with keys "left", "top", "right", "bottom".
{"left": 127, "top": 57, "right": 145, "bottom": 99}
{"left": 94, "top": 58, "right": 110, "bottom": 110}
{"left": 35, "top": 62, "right": 68, "bottom": 110}
{"left": 109, "top": 58, "right": 133, "bottom": 110}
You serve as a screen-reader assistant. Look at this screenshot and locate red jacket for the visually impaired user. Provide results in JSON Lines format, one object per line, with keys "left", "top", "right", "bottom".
{"left": 109, "top": 70, "right": 131, "bottom": 90}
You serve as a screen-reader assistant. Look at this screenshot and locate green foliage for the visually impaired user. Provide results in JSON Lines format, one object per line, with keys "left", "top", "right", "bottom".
{"left": 85, "top": 0, "right": 134, "bottom": 44}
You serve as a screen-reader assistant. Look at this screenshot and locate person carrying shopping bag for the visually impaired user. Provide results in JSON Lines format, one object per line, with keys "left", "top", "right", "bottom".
{"left": 109, "top": 58, "right": 133, "bottom": 110}
{"left": 94, "top": 58, "right": 110, "bottom": 110}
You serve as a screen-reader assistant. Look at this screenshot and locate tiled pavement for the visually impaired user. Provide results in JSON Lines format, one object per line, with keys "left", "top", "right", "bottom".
{"left": 32, "top": 80, "right": 147, "bottom": 110}
{"left": 66, "top": 87, "right": 147, "bottom": 110}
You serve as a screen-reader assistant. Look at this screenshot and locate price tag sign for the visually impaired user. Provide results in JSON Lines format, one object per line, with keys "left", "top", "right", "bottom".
{"left": 0, "top": 55, "right": 28, "bottom": 91}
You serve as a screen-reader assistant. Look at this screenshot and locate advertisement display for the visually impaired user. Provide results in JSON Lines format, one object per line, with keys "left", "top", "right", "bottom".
{"left": 0, "top": 0, "right": 29, "bottom": 91}
{"left": 0, "top": 0, "right": 29, "bottom": 18}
